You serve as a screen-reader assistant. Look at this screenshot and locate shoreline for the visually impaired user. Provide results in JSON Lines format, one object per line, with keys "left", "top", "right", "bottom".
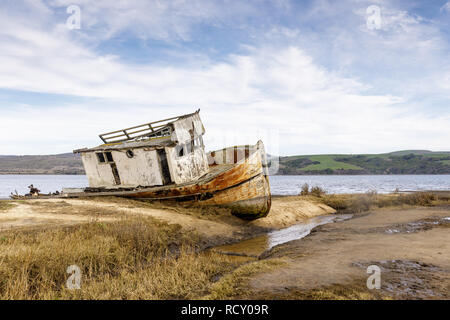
{"left": 2, "top": 190, "right": 450, "bottom": 201}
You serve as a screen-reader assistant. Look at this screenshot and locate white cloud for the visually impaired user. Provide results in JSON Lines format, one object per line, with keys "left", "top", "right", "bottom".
{"left": 320, "top": 3, "right": 450, "bottom": 100}
{"left": 355, "top": 5, "right": 443, "bottom": 50}
{"left": 0, "top": 0, "right": 449, "bottom": 155}
{"left": 441, "top": 2, "right": 450, "bottom": 13}
{"left": 45, "top": 0, "right": 267, "bottom": 41}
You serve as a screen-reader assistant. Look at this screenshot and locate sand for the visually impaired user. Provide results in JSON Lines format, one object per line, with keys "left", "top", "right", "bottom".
{"left": 0, "top": 196, "right": 335, "bottom": 243}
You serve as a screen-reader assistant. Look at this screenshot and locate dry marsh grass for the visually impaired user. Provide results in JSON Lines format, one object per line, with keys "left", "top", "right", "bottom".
{"left": 0, "top": 215, "right": 242, "bottom": 299}
{"left": 0, "top": 201, "right": 16, "bottom": 212}
{"left": 303, "top": 192, "right": 449, "bottom": 214}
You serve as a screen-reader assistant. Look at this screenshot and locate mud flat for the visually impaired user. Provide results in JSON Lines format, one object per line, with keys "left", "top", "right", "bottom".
{"left": 248, "top": 205, "right": 450, "bottom": 299}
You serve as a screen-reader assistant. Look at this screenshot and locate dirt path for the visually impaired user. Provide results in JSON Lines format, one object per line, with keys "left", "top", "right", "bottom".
{"left": 250, "top": 206, "right": 450, "bottom": 299}
{"left": 0, "top": 202, "right": 116, "bottom": 230}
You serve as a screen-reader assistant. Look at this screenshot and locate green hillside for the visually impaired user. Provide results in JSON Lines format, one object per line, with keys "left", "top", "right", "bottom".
{"left": 278, "top": 150, "right": 450, "bottom": 175}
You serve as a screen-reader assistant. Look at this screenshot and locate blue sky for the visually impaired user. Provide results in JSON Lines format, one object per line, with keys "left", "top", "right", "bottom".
{"left": 0, "top": 0, "right": 449, "bottom": 155}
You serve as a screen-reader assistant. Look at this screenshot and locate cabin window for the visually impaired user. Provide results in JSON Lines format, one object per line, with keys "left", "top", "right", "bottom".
{"left": 175, "top": 140, "right": 197, "bottom": 158}
{"left": 96, "top": 152, "right": 116, "bottom": 164}
{"left": 105, "top": 152, "right": 114, "bottom": 162}
{"left": 126, "top": 150, "right": 134, "bottom": 158}
{"left": 96, "top": 153, "right": 106, "bottom": 163}
{"left": 177, "top": 144, "right": 185, "bottom": 157}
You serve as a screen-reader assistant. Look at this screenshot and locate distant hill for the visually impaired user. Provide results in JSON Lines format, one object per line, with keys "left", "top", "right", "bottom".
{"left": 386, "top": 150, "right": 450, "bottom": 156}
{"left": 1, "top": 150, "right": 450, "bottom": 175}
{"left": 0, "top": 153, "right": 84, "bottom": 174}
{"left": 277, "top": 150, "right": 450, "bottom": 175}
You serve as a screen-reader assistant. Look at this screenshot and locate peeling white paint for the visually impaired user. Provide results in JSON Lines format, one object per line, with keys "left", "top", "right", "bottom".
{"left": 81, "top": 149, "right": 163, "bottom": 188}
{"left": 171, "top": 113, "right": 204, "bottom": 143}
{"left": 81, "top": 152, "right": 116, "bottom": 187}
{"left": 166, "top": 145, "right": 209, "bottom": 185}
{"left": 80, "top": 112, "right": 209, "bottom": 188}
{"left": 113, "top": 148, "right": 163, "bottom": 187}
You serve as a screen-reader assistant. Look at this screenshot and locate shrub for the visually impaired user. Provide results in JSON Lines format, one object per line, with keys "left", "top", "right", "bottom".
{"left": 310, "top": 186, "right": 326, "bottom": 197}
{"left": 300, "top": 183, "right": 310, "bottom": 196}
{"left": 398, "top": 192, "right": 436, "bottom": 206}
{"left": 319, "top": 191, "right": 443, "bottom": 213}
{"left": 348, "top": 194, "right": 374, "bottom": 213}
{"left": 320, "top": 195, "right": 350, "bottom": 211}
{"left": 299, "top": 184, "right": 326, "bottom": 197}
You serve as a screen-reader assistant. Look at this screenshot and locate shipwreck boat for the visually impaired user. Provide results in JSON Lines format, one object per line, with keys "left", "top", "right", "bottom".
{"left": 59, "top": 110, "right": 272, "bottom": 219}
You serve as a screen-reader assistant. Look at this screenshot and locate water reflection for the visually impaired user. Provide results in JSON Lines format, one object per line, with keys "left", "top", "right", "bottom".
{"left": 215, "top": 214, "right": 353, "bottom": 257}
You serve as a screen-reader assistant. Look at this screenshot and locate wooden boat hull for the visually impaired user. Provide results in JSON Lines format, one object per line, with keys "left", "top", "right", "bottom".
{"left": 13, "top": 141, "right": 272, "bottom": 220}
{"left": 203, "top": 173, "right": 271, "bottom": 219}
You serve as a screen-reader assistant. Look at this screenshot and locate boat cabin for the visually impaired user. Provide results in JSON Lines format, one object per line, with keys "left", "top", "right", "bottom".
{"left": 74, "top": 110, "right": 209, "bottom": 189}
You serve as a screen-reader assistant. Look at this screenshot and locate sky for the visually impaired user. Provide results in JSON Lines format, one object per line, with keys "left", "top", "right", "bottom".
{"left": 0, "top": 0, "right": 449, "bottom": 156}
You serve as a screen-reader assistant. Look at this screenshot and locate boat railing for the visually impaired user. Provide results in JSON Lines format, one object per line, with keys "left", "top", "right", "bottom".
{"left": 99, "top": 110, "right": 199, "bottom": 144}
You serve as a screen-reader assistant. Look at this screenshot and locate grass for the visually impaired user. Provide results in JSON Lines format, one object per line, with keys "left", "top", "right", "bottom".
{"left": 278, "top": 151, "right": 450, "bottom": 174}
{"left": 299, "top": 155, "right": 363, "bottom": 171}
{"left": 0, "top": 215, "right": 244, "bottom": 299}
{"left": 296, "top": 185, "right": 450, "bottom": 214}
{"left": 306, "top": 191, "right": 449, "bottom": 214}
{"left": 0, "top": 201, "right": 15, "bottom": 212}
